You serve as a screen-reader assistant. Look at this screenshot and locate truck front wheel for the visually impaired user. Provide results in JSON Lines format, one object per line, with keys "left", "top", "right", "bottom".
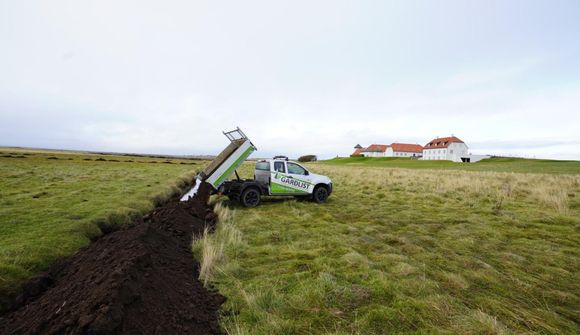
{"left": 241, "top": 188, "right": 261, "bottom": 207}
{"left": 312, "top": 185, "right": 329, "bottom": 203}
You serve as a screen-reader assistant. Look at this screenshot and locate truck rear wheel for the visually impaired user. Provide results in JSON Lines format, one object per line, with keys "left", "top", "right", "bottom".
{"left": 312, "top": 185, "right": 329, "bottom": 203}
{"left": 241, "top": 187, "right": 261, "bottom": 207}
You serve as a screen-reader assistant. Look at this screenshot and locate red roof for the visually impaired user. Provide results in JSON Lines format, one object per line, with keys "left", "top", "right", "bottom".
{"left": 351, "top": 148, "right": 365, "bottom": 156}
{"left": 424, "top": 136, "right": 464, "bottom": 149}
{"left": 363, "top": 144, "right": 389, "bottom": 153}
{"left": 390, "top": 143, "right": 423, "bottom": 153}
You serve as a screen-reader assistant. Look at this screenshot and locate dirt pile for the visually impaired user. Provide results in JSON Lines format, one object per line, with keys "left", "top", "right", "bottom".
{"left": 0, "top": 186, "right": 224, "bottom": 335}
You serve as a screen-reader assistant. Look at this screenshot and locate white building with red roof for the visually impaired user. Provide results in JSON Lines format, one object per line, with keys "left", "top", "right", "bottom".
{"left": 352, "top": 143, "right": 424, "bottom": 158}
{"left": 352, "top": 136, "right": 489, "bottom": 163}
{"left": 386, "top": 143, "right": 423, "bottom": 158}
{"left": 422, "top": 136, "right": 468, "bottom": 162}
{"left": 361, "top": 144, "right": 389, "bottom": 157}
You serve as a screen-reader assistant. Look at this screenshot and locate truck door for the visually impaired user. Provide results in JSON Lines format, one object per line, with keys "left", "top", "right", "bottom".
{"left": 270, "top": 161, "right": 290, "bottom": 195}
{"left": 270, "top": 161, "right": 311, "bottom": 195}
{"left": 286, "top": 162, "right": 314, "bottom": 194}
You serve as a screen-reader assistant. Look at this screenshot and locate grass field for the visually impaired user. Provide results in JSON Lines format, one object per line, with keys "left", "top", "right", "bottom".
{"left": 324, "top": 156, "right": 580, "bottom": 174}
{"left": 196, "top": 162, "right": 580, "bottom": 334}
{"left": 0, "top": 148, "right": 200, "bottom": 309}
{"left": 2, "top": 149, "right": 579, "bottom": 333}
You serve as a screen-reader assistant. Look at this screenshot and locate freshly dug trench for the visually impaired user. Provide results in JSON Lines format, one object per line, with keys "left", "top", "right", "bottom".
{"left": 0, "top": 185, "right": 224, "bottom": 335}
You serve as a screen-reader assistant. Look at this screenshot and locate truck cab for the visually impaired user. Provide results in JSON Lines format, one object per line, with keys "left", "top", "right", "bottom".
{"left": 255, "top": 157, "right": 332, "bottom": 197}
{"left": 180, "top": 128, "right": 333, "bottom": 208}
{"left": 220, "top": 156, "right": 333, "bottom": 207}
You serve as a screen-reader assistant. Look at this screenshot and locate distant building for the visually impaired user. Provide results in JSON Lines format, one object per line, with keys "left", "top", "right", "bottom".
{"left": 361, "top": 144, "right": 388, "bottom": 157}
{"left": 351, "top": 136, "right": 490, "bottom": 163}
{"left": 352, "top": 143, "right": 423, "bottom": 158}
{"left": 460, "top": 154, "right": 491, "bottom": 163}
{"left": 422, "top": 136, "right": 468, "bottom": 162}
{"left": 351, "top": 144, "right": 365, "bottom": 156}
{"left": 386, "top": 143, "right": 423, "bottom": 158}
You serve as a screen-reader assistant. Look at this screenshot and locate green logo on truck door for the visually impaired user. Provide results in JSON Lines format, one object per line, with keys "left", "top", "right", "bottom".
{"left": 271, "top": 172, "right": 310, "bottom": 194}
{"left": 280, "top": 176, "right": 309, "bottom": 190}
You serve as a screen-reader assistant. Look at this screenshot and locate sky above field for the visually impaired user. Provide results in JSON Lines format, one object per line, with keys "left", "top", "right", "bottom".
{"left": 1, "top": 1, "right": 579, "bottom": 160}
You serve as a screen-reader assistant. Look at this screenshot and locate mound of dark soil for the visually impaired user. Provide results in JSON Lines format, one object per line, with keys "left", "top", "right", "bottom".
{"left": 0, "top": 186, "right": 224, "bottom": 335}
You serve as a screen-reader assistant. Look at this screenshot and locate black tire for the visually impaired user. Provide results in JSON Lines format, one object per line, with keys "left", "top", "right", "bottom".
{"left": 312, "top": 185, "right": 329, "bottom": 203}
{"left": 241, "top": 187, "right": 261, "bottom": 207}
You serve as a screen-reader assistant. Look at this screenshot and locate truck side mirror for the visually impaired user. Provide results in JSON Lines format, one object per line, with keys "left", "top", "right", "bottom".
{"left": 305, "top": 171, "right": 309, "bottom": 176}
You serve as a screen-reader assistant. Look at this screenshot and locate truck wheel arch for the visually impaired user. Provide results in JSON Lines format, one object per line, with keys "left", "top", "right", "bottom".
{"left": 240, "top": 186, "right": 262, "bottom": 207}
{"left": 312, "top": 184, "right": 330, "bottom": 203}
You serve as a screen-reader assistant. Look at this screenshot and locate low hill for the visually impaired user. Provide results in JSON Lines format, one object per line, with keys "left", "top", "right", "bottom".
{"left": 322, "top": 157, "right": 580, "bottom": 174}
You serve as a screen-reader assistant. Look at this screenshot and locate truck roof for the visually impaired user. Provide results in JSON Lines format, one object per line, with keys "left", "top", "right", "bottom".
{"left": 258, "top": 156, "right": 289, "bottom": 162}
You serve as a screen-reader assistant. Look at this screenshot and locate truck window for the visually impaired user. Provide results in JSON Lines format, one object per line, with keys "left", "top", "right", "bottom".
{"left": 287, "top": 162, "right": 306, "bottom": 175}
{"left": 274, "top": 161, "right": 285, "bottom": 173}
{"left": 256, "top": 161, "right": 270, "bottom": 171}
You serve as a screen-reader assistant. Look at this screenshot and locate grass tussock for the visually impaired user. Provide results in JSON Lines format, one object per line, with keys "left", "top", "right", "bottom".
{"left": 193, "top": 202, "right": 243, "bottom": 286}
{"left": 198, "top": 162, "right": 579, "bottom": 334}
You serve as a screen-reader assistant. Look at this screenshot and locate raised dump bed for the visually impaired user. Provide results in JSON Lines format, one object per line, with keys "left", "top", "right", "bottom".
{"left": 180, "top": 128, "right": 256, "bottom": 201}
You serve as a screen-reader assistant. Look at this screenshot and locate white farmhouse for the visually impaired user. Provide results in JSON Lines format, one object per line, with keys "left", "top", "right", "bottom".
{"left": 361, "top": 144, "right": 388, "bottom": 157}
{"left": 385, "top": 143, "right": 423, "bottom": 158}
{"left": 422, "top": 136, "right": 468, "bottom": 162}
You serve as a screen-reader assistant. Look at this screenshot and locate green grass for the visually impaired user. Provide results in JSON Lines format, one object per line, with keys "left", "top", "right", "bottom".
{"left": 323, "top": 156, "right": 580, "bottom": 174}
{"left": 196, "top": 163, "right": 580, "bottom": 334}
{"left": 2, "top": 147, "right": 579, "bottom": 333}
{"left": 0, "top": 148, "right": 200, "bottom": 309}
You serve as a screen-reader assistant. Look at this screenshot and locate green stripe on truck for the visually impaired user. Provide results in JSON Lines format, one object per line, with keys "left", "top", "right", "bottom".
{"left": 270, "top": 183, "right": 308, "bottom": 194}
{"left": 269, "top": 171, "right": 313, "bottom": 185}
{"left": 213, "top": 146, "right": 255, "bottom": 187}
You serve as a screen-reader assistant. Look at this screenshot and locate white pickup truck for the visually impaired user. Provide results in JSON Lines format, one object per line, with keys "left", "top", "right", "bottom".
{"left": 220, "top": 156, "right": 333, "bottom": 207}
{"left": 180, "top": 128, "right": 332, "bottom": 207}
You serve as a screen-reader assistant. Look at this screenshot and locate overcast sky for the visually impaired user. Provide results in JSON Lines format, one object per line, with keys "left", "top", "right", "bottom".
{"left": 1, "top": 1, "right": 579, "bottom": 160}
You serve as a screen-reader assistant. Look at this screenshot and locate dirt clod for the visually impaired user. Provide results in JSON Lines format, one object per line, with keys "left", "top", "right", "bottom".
{"left": 0, "top": 186, "right": 224, "bottom": 335}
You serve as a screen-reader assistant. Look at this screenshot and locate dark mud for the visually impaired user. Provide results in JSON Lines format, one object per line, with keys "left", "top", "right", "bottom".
{"left": 0, "top": 186, "right": 224, "bottom": 335}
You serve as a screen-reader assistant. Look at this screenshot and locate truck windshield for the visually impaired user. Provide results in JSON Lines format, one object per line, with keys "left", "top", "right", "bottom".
{"left": 256, "top": 162, "right": 270, "bottom": 171}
